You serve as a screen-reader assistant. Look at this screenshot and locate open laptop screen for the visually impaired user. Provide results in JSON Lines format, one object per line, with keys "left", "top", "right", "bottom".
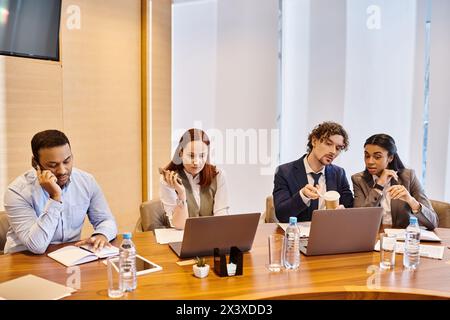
{"left": 169, "top": 213, "right": 261, "bottom": 258}
{"left": 301, "top": 207, "right": 383, "bottom": 256}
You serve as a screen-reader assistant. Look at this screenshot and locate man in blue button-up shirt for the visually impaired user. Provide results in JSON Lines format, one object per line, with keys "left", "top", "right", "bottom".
{"left": 3, "top": 130, "right": 117, "bottom": 254}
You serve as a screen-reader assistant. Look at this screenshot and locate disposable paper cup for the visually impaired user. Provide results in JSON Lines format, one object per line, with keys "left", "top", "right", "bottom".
{"left": 324, "top": 191, "right": 340, "bottom": 210}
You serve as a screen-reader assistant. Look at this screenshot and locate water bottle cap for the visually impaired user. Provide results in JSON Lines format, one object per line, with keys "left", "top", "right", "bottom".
{"left": 409, "top": 216, "right": 418, "bottom": 224}
{"left": 289, "top": 217, "right": 297, "bottom": 225}
{"left": 123, "top": 232, "right": 132, "bottom": 239}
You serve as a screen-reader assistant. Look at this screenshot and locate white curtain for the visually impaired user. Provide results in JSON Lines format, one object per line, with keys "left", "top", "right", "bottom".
{"left": 172, "top": 0, "right": 449, "bottom": 214}
{"left": 281, "top": 0, "right": 449, "bottom": 202}
{"left": 172, "top": 0, "right": 279, "bottom": 214}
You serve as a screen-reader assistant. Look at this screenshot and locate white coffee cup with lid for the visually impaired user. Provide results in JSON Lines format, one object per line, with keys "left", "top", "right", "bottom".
{"left": 323, "top": 191, "right": 340, "bottom": 210}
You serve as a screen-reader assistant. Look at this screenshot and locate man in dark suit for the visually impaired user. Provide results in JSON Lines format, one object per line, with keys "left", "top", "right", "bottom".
{"left": 273, "top": 122, "right": 354, "bottom": 222}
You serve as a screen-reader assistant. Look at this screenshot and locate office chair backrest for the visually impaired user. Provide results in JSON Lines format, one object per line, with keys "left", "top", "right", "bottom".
{"left": 264, "top": 195, "right": 279, "bottom": 223}
{"left": 430, "top": 199, "right": 450, "bottom": 228}
{"left": 0, "top": 211, "right": 9, "bottom": 254}
{"left": 138, "top": 199, "right": 170, "bottom": 232}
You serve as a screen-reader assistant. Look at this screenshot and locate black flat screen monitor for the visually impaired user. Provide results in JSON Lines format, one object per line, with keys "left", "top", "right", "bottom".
{"left": 0, "top": 0, "right": 62, "bottom": 61}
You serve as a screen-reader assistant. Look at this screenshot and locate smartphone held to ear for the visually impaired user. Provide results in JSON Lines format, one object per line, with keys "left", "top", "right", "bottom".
{"left": 159, "top": 167, "right": 182, "bottom": 185}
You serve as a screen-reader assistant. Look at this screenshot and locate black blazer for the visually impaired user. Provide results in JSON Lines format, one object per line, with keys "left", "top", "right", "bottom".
{"left": 273, "top": 155, "right": 354, "bottom": 222}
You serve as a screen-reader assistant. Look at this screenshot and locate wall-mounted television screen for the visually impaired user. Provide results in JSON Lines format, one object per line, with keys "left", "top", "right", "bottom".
{"left": 0, "top": 0, "right": 62, "bottom": 61}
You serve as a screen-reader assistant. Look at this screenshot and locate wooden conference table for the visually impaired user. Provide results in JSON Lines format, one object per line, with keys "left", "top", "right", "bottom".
{"left": 1, "top": 223, "right": 450, "bottom": 300}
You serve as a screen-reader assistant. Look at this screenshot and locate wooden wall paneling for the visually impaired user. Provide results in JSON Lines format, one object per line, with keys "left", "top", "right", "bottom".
{"left": 151, "top": 0, "right": 172, "bottom": 200}
{"left": 141, "top": 0, "right": 149, "bottom": 202}
{"left": 0, "top": 57, "right": 63, "bottom": 210}
{"left": 61, "top": 0, "right": 142, "bottom": 233}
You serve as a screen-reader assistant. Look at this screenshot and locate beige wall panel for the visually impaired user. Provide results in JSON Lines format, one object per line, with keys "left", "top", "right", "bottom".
{"left": 0, "top": 57, "right": 63, "bottom": 210}
{"left": 61, "top": 0, "right": 142, "bottom": 233}
{"left": 151, "top": 0, "right": 172, "bottom": 200}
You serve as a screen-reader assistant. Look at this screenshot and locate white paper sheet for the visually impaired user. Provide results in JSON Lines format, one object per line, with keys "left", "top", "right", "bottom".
{"left": 154, "top": 228, "right": 184, "bottom": 244}
{"left": 0, "top": 274, "right": 75, "bottom": 300}
{"left": 277, "top": 222, "right": 311, "bottom": 238}
{"left": 374, "top": 240, "right": 445, "bottom": 260}
{"left": 384, "top": 228, "right": 441, "bottom": 242}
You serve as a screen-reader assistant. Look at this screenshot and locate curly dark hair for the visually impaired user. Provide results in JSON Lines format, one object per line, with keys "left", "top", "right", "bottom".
{"left": 307, "top": 122, "right": 349, "bottom": 153}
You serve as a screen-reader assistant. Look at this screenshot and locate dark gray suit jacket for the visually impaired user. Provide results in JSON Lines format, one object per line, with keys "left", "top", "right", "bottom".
{"left": 351, "top": 169, "right": 438, "bottom": 230}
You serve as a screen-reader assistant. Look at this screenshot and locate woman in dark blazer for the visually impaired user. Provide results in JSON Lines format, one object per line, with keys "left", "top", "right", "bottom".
{"left": 351, "top": 134, "right": 438, "bottom": 230}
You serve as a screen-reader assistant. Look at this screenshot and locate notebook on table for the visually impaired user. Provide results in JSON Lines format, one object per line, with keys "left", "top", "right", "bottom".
{"left": 48, "top": 244, "right": 119, "bottom": 267}
{"left": 168, "top": 213, "right": 261, "bottom": 259}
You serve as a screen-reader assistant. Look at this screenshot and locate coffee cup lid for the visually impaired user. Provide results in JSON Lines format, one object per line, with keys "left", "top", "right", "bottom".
{"left": 323, "top": 191, "right": 340, "bottom": 201}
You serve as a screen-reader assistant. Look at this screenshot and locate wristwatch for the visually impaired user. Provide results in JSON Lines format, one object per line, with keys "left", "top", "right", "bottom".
{"left": 176, "top": 198, "right": 186, "bottom": 207}
{"left": 373, "top": 183, "right": 384, "bottom": 192}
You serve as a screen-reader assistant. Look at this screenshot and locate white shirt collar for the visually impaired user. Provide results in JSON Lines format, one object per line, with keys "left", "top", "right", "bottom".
{"left": 303, "top": 155, "right": 326, "bottom": 175}
{"left": 183, "top": 168, "right": 200, "bottom": 183}
{"left": 372, "top": 175, "right": 379, "bottom": 184}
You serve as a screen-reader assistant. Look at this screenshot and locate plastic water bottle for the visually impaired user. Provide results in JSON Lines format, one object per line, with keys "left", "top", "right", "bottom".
{"left": 284, "top": 216, "right": 300, "bottom": 270}
{"left": 119, "top": 232, "right": 137, "bottom": 292}
{"left": 403, "top": 216, "right": 421, "bottom": 270}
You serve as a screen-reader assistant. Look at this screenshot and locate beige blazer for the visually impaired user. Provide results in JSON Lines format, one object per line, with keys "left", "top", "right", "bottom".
{"left": 351, "top": 169, "right": 438, "bottom": 230}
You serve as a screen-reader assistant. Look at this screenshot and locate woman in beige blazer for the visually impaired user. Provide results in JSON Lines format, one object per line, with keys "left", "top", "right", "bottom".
{"left": 352, "top": 134, "right": 438, "bottom": 230}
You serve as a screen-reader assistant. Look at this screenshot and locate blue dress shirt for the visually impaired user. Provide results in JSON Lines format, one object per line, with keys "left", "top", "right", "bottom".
{"left": 3, "top": 168, "right": 117, "bottom": 254}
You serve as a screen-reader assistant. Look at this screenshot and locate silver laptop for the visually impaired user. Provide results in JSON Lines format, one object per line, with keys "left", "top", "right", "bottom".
{"left": 168, "top": 213, "right": 261, "bottom": 258}
{"left": 299, "top": 207, "right": 383, "bottom": 256}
